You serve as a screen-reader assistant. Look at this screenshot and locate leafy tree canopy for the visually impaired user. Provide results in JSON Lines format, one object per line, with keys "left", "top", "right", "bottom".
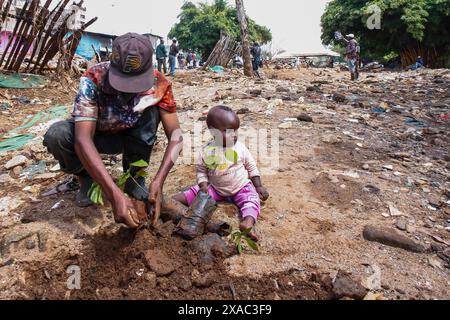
{"left": 169, "top": 0, "right": 272, "bottom": 59}
{"left": 321, "top": 0, "right": 450, "bottom": 67}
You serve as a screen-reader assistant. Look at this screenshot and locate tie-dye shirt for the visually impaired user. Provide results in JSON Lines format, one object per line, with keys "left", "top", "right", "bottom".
{"left": 72, "top": 62, "right": 177, "bottom": 133}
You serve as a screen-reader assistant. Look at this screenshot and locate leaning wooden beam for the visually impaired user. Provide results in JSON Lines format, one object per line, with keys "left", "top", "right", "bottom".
{"left": 91, "top": 44, "right": 100, "bottom": 62}
{"left": 0, "top": 0, "right": 13, "bottom": 31}
{"left": 5, "top": 0, "right": 39, "bottom": 71}
{"left": 38, "top": 5, "right": 77, "bottom": 74}
{"left": 25, "top": 0, "right": 62, "bottom": 71}
{"left": 64, "top": 16, "right": 98, "bottom": 69}
{"left": 0, "top": 0, "right": 6, "bottom": 26}
{"left": 203, "top": 35, "right": 241, "bottom": 69}
{"left": 38, "top": 25, "right": 68, "bottom": 73}
{"left": 0, "top": 0, "right": 28, "bottom": 67}
{"left": 2, "top": 0, "right": 33, "bottom": 69}
{"left": 12, "top": 0, "right": 53, "bottom": 72}
{"left": 31, "top": 0, "right": 71, "bottom": 72}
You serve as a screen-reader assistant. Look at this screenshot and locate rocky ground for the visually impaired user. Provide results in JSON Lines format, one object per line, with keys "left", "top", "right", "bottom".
{"left": 0, "top": 66, "right": 449, "bottom": 300}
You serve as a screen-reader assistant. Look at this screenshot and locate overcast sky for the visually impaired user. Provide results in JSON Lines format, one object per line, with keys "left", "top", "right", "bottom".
{"left": 84, "top": 0, "right": 331, "bottom": 53}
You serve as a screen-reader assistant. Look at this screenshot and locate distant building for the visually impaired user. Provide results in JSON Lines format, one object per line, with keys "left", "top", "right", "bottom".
{"left": 273, "top": 51, "right": 341, "bottom": 68}
{"left": 64, "top": 2, "right": 87, "bottom": 31}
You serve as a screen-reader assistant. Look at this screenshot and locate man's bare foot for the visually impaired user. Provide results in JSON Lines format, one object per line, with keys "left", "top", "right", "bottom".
{"left": 240, "top": 217, "right": 259, "bottom": 242}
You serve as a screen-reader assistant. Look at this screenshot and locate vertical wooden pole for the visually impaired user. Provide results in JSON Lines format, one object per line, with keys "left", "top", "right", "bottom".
{"left": 235, "top": 0, "right": 253, "bottom": 77}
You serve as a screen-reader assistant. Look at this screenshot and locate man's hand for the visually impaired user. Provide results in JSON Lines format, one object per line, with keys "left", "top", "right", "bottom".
{"left": 111, "top": 191, "right": 140, "bottom": 229}
{"left": 149, "top": 179, "right": 163, "bottom": 226}
{"left": 256, "top": 186, "right": 270, "bottom": 202}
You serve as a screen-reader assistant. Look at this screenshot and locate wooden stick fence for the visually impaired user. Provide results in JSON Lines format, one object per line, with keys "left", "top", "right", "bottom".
{"left": 0, "top": 0, "right": 96, "bottom": 74}
{"left": 203, "top": 35, "right": 242, "bottom": 68}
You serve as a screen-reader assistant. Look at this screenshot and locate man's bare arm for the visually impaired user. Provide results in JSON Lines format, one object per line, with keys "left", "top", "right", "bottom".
{"left": 74, "top": 121, "right": 139, "bottom": 228}
{"left": 154, "top": 110, "right": 183, "bottom": 184}
{"left": 74, "top": 121, "right": 119, "bottom": 200}
{"left": 148, "top": 109, "right": 183, "bottom": 225}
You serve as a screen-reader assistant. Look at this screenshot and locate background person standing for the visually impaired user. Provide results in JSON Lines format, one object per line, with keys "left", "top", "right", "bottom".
{"left": 341, "top": 33, "right": 359, "bottom": 81}
{"left": 156, "top": 39, "right": 168, "bottom": 74}
{"left": 169, "top": 38, "right": 179, "bottom": 76}
{"left": 251, "top": 42, "right": 262, "bottom": 78}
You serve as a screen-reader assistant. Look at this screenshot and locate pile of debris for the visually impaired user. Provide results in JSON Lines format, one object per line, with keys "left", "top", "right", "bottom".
{"left": 0, "top": 66, "right": 449, "bottom": 299}
{"left": 203, "top": 35, "right": 242, "bottom": 69}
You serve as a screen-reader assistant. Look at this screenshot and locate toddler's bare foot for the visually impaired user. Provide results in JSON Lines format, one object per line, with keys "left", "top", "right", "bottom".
{"left": 240, "top": 217, "right": 259, "bottom": 242}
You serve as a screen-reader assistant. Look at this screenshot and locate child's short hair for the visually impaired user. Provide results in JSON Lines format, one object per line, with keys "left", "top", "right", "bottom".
{"left": 213, "top": 105, "right": 234, "bottom": 113}
{"left": 207, "top": 105, "right": 235, "bottom": 127}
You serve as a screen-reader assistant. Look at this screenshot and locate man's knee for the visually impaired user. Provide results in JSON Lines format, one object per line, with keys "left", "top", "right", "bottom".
{"left": 44, "top": 121, "right": 74, "bottom": 150}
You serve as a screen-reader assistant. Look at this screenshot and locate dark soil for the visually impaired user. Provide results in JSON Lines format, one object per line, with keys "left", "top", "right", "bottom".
{"left": 22, "top": 226, "right": 333, "bottom": 300}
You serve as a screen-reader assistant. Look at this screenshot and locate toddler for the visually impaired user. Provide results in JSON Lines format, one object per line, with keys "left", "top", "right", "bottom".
{"left": 174, "top": 105, "right": 269, "bottom": 241}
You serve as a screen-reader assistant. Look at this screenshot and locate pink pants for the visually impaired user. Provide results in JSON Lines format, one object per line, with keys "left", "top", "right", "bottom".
{"left": 184, "top": 183, "right": 260, "bottom": 222}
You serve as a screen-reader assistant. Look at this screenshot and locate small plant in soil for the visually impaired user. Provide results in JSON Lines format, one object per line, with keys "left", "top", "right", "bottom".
{"left": 88, "top": 160, "right": 149, "bottom": 205}
{"left": 231, "top": 228, "right": 259, "bottom": 254}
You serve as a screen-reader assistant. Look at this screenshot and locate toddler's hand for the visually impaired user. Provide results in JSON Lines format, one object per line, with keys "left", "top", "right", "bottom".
{"left": 199, "top": 183, "right": 209, "bottom": 194}
{"left": 256, "top": 186, "right": 269, "bottom": 201}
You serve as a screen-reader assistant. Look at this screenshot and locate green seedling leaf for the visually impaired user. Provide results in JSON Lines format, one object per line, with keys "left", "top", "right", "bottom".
{"left": 89, "top": 183, "right": 104, "bottom": 206}
{"left": 88, "top": 186, "right": 95, "bottom": 203}
{"left": 237, "top": 243, "right": 243, "bottom": 255}
{"left": 230, "top": 228, "right": 258, "bottom": 254}
{"left": 118, "top": 173, "right": 131, "bottom": 191}
{"left": 135, "top": 168, "right": 149, "bottom": 178}
{"left": 245, "top": 237, "right": 259, "bottom": 251}
{"left": 130, "top": 160, "right": 149, "bottom": 168}
{"left": 97, "top": 191, "right": 104, "bottom": 206}
{"left": 242, "top": 228, "right": 252, "bottom": 236}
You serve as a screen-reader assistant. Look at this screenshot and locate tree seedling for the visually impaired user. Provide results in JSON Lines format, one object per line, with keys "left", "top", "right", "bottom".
{"left": 231, "top": 228, "right": 259, "bottom": 255}
{"left": 88, "top": 160, "right": 149, "bottom": 205}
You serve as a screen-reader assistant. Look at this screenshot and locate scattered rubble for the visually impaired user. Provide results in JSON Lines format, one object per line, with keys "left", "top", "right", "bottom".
{"left": 5, "top": 155, "right": 27, "bottom": 170}
{"left": 297, "top": 114, "right": 314, "bottom": 123}
{"left": 1, "top": 66, "right": 449, "bottom": 299}
{"left": 332, "top": 271, "right": 368, "bottom": 300}
{"left": 142, "top": 249, "right": 177, "bottom": 277}
{"left": 363, "top": 225, "right": 428, "bottom": 253}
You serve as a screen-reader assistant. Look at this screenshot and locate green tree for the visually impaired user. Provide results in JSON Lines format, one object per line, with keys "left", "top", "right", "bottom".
{"left": 321, "top": 0, "right": 450, "bottom": 68}
{"left": 169, "top": 0, "right": 272, "bottom": 60}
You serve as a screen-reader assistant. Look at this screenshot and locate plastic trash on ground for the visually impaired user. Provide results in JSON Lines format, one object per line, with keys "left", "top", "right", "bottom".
{"left": 208, "top": 66, "right": 224, "bottom": 74}
{"left": 20, "top": 161, "right": 47, "bottom": 180}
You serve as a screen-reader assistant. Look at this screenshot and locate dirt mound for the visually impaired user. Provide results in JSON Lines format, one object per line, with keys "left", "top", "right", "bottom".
{"left": 21, "top": 225, "right": 332, "bottom": 300}
{"left": 310, "top": 172, "right": 380, "bottom": 212}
